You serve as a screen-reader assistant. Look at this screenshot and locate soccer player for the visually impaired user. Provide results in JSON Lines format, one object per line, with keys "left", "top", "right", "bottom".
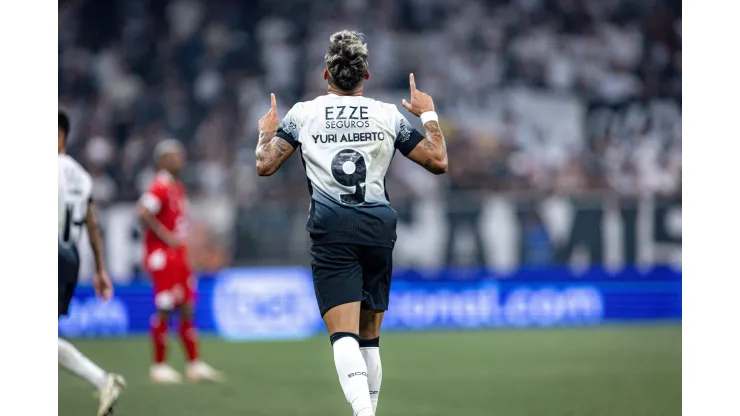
{"left": 58, "top": 111, "right": 126, "bottom": 416}
{"left": 255, "top": 30, "right": 448, "bottom": 416}
{"left": 137, "top": 140, "right": 223, "bottom": 384}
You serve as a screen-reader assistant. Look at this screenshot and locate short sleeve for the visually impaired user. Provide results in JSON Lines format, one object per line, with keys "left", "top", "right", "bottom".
{"left": 393, "top": 108, "right": 425, "bottom": 156}
{"left": 140, "top": 182, "right": 167, "bottom": 214}
{"left": 275, "top": 104, "right": 301, "bottom": 149}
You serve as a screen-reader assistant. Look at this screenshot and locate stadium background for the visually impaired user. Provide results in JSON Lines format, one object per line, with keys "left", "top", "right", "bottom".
{"left": 58, "top": 0, "right": 681, "bottom": 415}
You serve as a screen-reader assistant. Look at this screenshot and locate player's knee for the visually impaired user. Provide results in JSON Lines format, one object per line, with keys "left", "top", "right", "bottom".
{"left": 155, "top": 308, "right": 171, "bottom": 320}
{"left": 155, "top": 291, "right": 175, "bottom": 312}
{"left": 323, "top": 302, "right": 361, "bottom": 334}
{"left": 359, "top": 326, "right": 380, "bottom": 339}
{"left": 359, "top": 310, "right": 383, "bottom": 339}
{"left": 178, "top": 302, "right": 194, "bottom": 320}
{"left": 329, "top": 331, "right": 360, "bottom": 346}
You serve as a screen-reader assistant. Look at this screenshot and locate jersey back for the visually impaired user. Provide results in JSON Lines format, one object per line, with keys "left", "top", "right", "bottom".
{"left": 276, "top": 94, "right": 423, "bottom": 247}
{"left": 58, "top": 154, "right": 93, "bottom": 249}
{"left": 139, "top": 172, "right": 189, "bottom": 254}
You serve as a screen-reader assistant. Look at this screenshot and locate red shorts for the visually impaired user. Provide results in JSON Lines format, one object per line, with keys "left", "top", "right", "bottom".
{"left": 145, "top": 248, "right": 196, "bottom": 310}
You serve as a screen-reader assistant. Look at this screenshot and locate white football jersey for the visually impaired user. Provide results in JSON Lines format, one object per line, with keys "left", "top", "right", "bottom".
{"left": 58, "top": 154, "right": 93, "bottom": 248}
{"left": 276, "top": 94, "right": 424, "bottom": 246}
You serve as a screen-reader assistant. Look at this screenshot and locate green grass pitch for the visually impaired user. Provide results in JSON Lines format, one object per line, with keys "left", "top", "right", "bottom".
{"left": 59, "top": 324, "right": 681, "bottom": 416}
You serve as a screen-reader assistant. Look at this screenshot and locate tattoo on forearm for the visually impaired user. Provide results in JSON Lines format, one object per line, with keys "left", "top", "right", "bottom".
{"left": 424, "top": 122, "right": 441, "bottom": 135}
{"left": 256, "top": 148, "right": 274, "bottom": 164}
{"left": 258, "top": 131, "right": 275, "bottom": 144}
{"left": 423, "top": 121, "right": 447, "bottom": 152}
{"left": 87, "top": 208, "right": 106, "bottom": 270}
{"left": 256, "top": 132, "right": 294, "bottom": 173}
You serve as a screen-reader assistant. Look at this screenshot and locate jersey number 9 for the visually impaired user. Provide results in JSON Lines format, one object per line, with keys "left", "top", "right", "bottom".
{"left": 331, "top": 149, "right": 367, "bottom": 205}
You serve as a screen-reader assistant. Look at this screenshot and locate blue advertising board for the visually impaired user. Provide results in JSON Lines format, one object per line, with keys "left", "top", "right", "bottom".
{"left": 59, "top": 267, "right": 681, "bottom": 339}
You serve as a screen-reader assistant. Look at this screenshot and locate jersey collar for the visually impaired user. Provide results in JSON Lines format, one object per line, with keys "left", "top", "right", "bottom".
{"left": 155, "top": 170, "right": 174, "bottom": 182}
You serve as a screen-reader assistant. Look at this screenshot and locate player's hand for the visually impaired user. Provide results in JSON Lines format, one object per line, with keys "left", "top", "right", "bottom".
{"left": 163, "top": 232, "right": 182, "bottom": 248}
{"left": 401, "top": 73, "right": 435, "bottom": 117}
{"left": 258, "top": 93, "right": 280, "bottom": 135}
{"left": 93, "top": 270, "right": 114, "bottom": 301}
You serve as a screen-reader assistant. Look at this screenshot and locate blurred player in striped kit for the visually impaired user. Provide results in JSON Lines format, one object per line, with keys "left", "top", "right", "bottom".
{"left": 58, "top": 110, "right": 126, "bottom": 415}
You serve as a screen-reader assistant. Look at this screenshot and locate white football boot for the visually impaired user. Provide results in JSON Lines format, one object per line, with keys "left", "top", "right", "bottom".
{"left": 97, "top": 373, "right": 126, "bottom": 416}
{"left": 150, "top": 363, "right": 183, "bottom": 384}
{"left": 185, "top": 360, "right": 224, "bottom": 382}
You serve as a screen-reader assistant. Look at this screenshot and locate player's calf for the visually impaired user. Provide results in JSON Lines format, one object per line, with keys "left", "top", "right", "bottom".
{"left": 58, "top": 338, "right": 107, "bottom": 389}
{"left": 359, "top": 310, "right": 384, "bottom": 414}
{"left": 177, "top": 303, "right": 200, "bottom": 363}
{"left": 176, "top": 302, "right": 225, "bottom": 382}
{"left": 325, "top": 302, "right": 374, "bottom": 416}
{"left": 149, "top": 308, "right": 184, "bottom": 384}
{"left": 150, "top": 309, "right": 171, "bottom": 366}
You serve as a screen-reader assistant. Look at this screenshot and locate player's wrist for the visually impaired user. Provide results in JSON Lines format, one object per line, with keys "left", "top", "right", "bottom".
{"left": 420, "top": 111, "right": 438, "bottom": 125}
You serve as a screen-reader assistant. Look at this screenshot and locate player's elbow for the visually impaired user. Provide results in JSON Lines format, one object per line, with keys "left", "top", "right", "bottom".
{"left": 428, "top": 156, "right": 448, "bottom": 175}
{"left": 136, "top": 204, "right": 150, "bottom": 222}
{"left": 436, "top": 158, "right": 449, "bottom": 174}
{"left": 255, "top": 162, "right": 276, "bottom": 176}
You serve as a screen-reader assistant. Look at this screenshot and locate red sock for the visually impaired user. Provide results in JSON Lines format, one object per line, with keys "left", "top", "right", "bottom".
{"left": 150, "top": 315, "right": 169, "bottom": 364}
{"left": 179, "top": 319, "right": 199, "bottom": 362}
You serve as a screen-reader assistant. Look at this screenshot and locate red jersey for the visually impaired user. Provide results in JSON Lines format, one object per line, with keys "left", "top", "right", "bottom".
{"left": 139, "top": 171, "right": 189, "bottom": 255}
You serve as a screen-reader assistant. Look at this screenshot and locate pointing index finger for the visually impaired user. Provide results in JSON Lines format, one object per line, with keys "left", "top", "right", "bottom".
{"left": 409, "top": 73, "right": 416, "bottom": 91}
{"left": 270, "top": 93, "right": 277, "bottom": 111}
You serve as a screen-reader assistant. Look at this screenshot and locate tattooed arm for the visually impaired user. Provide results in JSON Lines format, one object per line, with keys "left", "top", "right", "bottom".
{"left": 255, "top": 132, "right": 296, "bottom": 176}
{"left": 401, "top": 73, "right": 449, "bottom": 174}
{"left": 406, "top": 120, "right": 448, "bottom": 174}
{"left": 255, "top": 93, "right": 297, "bottom": 176}
{"left": 86, "top": 200, "right": 107, "bottom": 274}
{"left": 86, "top": 200, "right": 114, "bottom": 300}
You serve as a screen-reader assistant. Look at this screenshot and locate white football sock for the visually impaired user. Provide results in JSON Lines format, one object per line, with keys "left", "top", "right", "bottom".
{"left": 332, "top": 335, "right": 374, "bottom": 416}
{"left": 58, "top": 338, "right": 106, "bottom": 389}
{"left": 360, "top": 345, "right": 382, "bottom": 413}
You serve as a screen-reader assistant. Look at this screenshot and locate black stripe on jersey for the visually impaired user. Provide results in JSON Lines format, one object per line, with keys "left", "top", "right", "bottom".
{"left": 298, "top": 147, "right": 313, "bottom": 197}
{"left": 395, "top": 128, "right": 424, "bottom": 156}
{"left": 384, "top": 148, "right": 397, "bottom": 203}
{"left": 299, "top": 147, "right": 316, "bottom": 229}
{"left": 276, "top": 128, "right": 300, "bottom": 149}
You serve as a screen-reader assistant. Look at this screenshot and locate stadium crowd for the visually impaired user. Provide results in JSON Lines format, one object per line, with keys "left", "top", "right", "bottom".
{"left": 59, "top": 0, "right": 681, "bottom": 266}
{"left": 59, "top": 0, "right": 681, "bottom": 203}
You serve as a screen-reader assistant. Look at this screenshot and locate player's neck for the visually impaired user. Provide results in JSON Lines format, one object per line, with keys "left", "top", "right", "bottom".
{"left": 158, "top": 169, "right": 178, "bottom": 179}
{"left": 327, "top": 85, "right": 363, "bottom": 97}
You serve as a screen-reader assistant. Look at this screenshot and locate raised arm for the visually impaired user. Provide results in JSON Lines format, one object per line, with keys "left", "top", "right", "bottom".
{"left": 401, "top": 74, "right": 448, "bottom": 175}
{"left": 256, "top": 93, "right": 297, "bottom": 176}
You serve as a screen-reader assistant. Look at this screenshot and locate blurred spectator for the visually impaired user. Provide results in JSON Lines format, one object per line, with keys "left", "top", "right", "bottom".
{"left": 59, "top": 0, "right": 681, "bottom": 266}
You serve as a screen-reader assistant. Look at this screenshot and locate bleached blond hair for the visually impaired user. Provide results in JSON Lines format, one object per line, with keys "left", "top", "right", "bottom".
{"left": 324, "top": 30, "right": 369, "bottom": 91}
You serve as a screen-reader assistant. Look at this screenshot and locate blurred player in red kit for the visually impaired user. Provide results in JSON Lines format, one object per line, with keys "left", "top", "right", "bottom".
{"left": 137, "top": 139, "right": 223, "bottom": 384}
